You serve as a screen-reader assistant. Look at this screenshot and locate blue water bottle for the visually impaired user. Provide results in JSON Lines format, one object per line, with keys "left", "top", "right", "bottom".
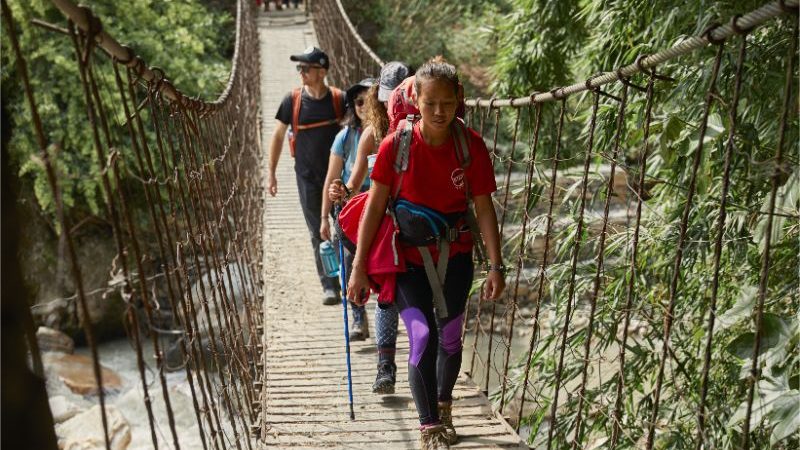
{"left": 319, "top": 240, "right": 340, "bottom": 277}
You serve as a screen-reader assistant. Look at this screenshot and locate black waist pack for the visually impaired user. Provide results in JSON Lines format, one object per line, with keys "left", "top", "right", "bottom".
{"left": 393, "top": 199, "right": 465, "bottom": 247}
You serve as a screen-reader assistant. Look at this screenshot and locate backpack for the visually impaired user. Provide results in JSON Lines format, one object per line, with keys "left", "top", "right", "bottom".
{"left": 338, "top": 116, "right": 486, "bottom": 318}
{"left": 289, "top": 87, "right": 344, "bottom": 157}
{"left": 386, "top": 76, "right": 467, "bottom": 134}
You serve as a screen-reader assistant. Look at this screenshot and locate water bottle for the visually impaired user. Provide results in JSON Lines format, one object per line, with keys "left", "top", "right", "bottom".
{"left": 319, "top": 240, "right": 340, "bottom": 277}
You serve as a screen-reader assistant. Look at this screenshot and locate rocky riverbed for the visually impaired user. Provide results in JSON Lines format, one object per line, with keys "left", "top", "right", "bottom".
{"left": 40, "top": 328, "right": 231, "bottom": 450}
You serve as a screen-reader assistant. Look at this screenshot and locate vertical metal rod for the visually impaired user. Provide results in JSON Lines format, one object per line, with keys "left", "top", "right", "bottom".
{"left": 694, "top": 34, "right": 748, "bottom": 450}
{"left": 645, "top": 44, "right": 725, "bottom": 450}
{"left": 516, "top": 103, "right": 544, "bottom": 431}
{"left": 497, "top": 109, "right": 522, "bottom": 414}
{"left": 609, "top": 76, "right": 656, "bottom": 450}
{"left": 740, "top": 21, "right": 797, "bottom": 449}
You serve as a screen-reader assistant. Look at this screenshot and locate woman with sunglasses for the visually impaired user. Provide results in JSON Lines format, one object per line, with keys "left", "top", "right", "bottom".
{"left": 328, "top": 62, "right": 412, "bottom": 395}
{"left": 320, "top": 78, "right": 375, "bottom": 340}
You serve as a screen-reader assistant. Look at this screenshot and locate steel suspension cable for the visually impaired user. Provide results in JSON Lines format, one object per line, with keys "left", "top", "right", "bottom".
{"left": 515, "top": 103, "right": 544, "bottom": 431}
{"left": 609, "top": 72, "right": 658, "bottom": 450}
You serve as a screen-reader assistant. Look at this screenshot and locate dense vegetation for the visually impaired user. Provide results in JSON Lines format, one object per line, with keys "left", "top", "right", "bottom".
{"left": 343, "top": 1, "right": 798, "bottom": 448}
{"left": 1, "top": 0, "right": 234, "bottom": 224}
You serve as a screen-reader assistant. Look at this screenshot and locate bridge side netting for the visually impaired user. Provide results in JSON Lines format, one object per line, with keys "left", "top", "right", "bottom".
{"left": 3, "top": 0, "right": 265, "bottom": 449}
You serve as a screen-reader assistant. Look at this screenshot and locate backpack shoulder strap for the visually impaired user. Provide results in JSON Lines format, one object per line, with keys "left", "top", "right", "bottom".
{"left": 291, "top": 88, "right": 302, "bottom": 133}
{"left": 341, "top": 126, "right": 353, "bottom": 162}
{"left": 330, "top": 87, "right": 344, "bottom": 121}
{"left": 450, "top": 118, "right": 471, "bottom": 169}
{"left": 450, "top": 119, "right": 487, "bottom": 263}
{"left": 391, "top": 115, "right": 415, "bottom": 200}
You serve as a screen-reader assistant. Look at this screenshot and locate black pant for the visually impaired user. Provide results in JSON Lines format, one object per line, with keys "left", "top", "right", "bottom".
{"left": 296, "top": 172, "right": 338, "bottom": 292}
{"left": 396, "top": 252, "right": 473, "bottom": 425}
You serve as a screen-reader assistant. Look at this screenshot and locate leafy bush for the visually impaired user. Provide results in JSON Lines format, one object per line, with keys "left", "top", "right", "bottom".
{"left": 1, "top": 0, "right": 233, "bottom": 225}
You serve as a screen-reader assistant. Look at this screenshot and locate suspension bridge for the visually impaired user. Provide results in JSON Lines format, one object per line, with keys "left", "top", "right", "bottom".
{"left": 3, "top": 0, "right": 798, "bottom": 449}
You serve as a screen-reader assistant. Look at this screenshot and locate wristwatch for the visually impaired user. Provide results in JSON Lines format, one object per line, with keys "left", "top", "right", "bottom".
{"left": 485, "top": 263, "right": 508, "bottom": 276}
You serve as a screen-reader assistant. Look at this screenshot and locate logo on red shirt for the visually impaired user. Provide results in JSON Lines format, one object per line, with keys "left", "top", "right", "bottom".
{"left": 451, "top": 168, "right": 465, "bottom": 190}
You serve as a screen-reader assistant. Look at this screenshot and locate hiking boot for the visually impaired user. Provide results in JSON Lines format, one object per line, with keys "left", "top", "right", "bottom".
{"left": 349, "top": 313, "right": 369, "bottom": 341}
{"left": 322, "top": 288, "right": 339, "bottom": 306}
{"left": 372, "top": 361, "right": 396, "bottom": 394}
{"left": 419, "top": 424, "right": 450, "bottom": 450}
{"left": 438, "top": 401, "right": 457, "bottom": 444}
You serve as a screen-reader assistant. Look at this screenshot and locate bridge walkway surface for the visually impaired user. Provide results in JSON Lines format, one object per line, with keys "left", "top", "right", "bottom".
{"left": 257, "top": 7, "right": 528, "bottom": 450}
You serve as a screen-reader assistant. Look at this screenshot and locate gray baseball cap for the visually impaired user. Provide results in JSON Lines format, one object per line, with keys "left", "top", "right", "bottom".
{"left": 378, "top": 61, "right": 411, "bottom": 102}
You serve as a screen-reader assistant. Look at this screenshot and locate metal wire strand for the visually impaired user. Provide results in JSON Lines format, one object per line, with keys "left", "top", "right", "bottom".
{"left": 645, "top": 43, "right": 726, "bottom": 450}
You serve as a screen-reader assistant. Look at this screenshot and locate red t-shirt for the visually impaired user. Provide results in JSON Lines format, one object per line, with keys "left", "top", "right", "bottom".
{"left": 370, "top": 122, "right": 497, "bottom": 265}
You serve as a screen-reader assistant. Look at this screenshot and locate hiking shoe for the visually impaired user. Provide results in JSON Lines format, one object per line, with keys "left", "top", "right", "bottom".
{"left": 438, "top": 402, "right": 457, "bottom": 444}
{"left": 349, "top": 313, "right": 369, "bottom": 341}
{"left": 372, "top": 361, "right": 396, "bottom": 394}
{"left": 419, "top": 424, "right": 450, "bottom": 450}
{"left": 322, "top": 288, "right": 339, "bottom": 305}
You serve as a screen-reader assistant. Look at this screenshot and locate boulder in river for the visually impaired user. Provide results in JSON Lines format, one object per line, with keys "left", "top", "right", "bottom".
{"left": 43, "top": 353, "right": 123, "bottom": 395}
{"left": 57, "top": 404, "right": 131, "bottom": 450}
{"left": 37, "top": 326, "right": 75, "bottom": 354}
{"left": 49, "top": 395, "right": 82, "bottom": 424}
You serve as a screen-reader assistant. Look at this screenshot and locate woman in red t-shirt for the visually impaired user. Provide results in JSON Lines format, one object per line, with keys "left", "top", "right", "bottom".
{"left": 348, "top": 57, "right": 505, "bottom": 449}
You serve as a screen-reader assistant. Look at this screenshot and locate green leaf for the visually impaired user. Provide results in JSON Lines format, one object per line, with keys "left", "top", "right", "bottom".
{"left": 727, "top": 332, "right": 756, "bottom": 360}
{"left": 716, "top": 285, "right": 757, "bottom": 330}
{"left": 728, "top": 375, "right": 787, "bottom": 428}
{"left": 770, "top": 390, "right": 800, "bottom": 445}
{"left": 726, "top": 314, "right": 793, "bottom": 360}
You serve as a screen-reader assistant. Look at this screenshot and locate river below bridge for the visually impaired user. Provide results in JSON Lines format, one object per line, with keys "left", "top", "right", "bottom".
{"left": 43, "top": 338, "right": 236, "bottom": 449}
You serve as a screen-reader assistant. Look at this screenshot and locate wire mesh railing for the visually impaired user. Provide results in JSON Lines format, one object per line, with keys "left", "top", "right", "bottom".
{"left": 309, "top": 0, "right": 383, "bottom": 88}
{"left": 4, "top": 0, "right": 265, "bottom": 448}
{"left": 315, "top": 0, "right": 798, "bottom": 448}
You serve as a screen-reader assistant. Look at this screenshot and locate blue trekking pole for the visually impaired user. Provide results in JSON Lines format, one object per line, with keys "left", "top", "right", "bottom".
{"left": 336, "top": 206, "right": 356, "bottom": 420}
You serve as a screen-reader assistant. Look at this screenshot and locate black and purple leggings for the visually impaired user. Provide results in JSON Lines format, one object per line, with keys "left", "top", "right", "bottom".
{"left": 396, "top": 252, "right": 473, "bottom": 426}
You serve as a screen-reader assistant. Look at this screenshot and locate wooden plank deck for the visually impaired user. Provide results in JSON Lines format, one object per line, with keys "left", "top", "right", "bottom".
{"left": 258, "top": 7, "right": 528, "bottom": 449}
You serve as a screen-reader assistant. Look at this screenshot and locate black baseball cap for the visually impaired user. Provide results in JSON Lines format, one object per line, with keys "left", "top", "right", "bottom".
{"left": 346, "top": 78, "right": 376, "bottom": 107}
{"left": 290, "top": 46, "right": 330, "bottom": 69}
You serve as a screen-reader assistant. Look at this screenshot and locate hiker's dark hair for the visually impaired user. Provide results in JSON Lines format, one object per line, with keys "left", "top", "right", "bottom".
{"left": 364, "top": 85, "right": 389, "bottom": 140}
{"left": 343, "top": 88, "right": 367, "bottom": 129}
{"left": 414, "top": 56, "right": 459, "bottom": 95}
{"left": 342, "top": 107, "right": 360, "bottom": 129}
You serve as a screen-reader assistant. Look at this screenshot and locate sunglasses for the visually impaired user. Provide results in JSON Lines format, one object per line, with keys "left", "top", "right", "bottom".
{"left": 354, "top": 98, "right": 366, "bottom": 107}
{"left": 296, "top": 64, "right": 322, "bottom": 74}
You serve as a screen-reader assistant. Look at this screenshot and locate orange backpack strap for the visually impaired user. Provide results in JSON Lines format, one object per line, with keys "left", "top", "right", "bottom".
{"left": 330, "top": 87, "right": 344, "bottom": 121}
{"left": 291, "top": 87, "right": 302, "bottom": 134}
{"left": 293, "top": 87, "right": 343, "bottom": 133}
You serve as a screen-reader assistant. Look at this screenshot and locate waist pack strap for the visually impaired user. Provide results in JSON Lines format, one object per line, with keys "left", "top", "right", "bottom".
{"left": 464, "top": 205, "right": 486, "bottom": 263}
{"left": 418, "top": 241, "right": 450, "bottom": 319}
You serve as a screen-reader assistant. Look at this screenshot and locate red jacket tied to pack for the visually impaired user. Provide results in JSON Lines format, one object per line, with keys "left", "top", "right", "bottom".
{"left": 338, "top": 192, "right": 405, "bottom": 305}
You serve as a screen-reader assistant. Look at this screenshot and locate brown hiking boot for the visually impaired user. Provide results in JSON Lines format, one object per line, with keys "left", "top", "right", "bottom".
{"left": 349, "top": 313, "right": 369, "bottom": 341}
{"left": 419, "top": 424, "right": 450, "bottom": 450}
{"left": 438, "top": 401, "right": 457, "bottom": 444}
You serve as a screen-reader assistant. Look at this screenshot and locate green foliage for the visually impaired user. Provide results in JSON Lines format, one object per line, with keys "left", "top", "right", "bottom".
{"left": 341, "top": 0, "right": 509, "bottom": 93}
{"left": 1, "top": 0, "right": 232, "bottom": 225}
{"left": 344, "top": 1, "right": 798, "bottom": 448}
